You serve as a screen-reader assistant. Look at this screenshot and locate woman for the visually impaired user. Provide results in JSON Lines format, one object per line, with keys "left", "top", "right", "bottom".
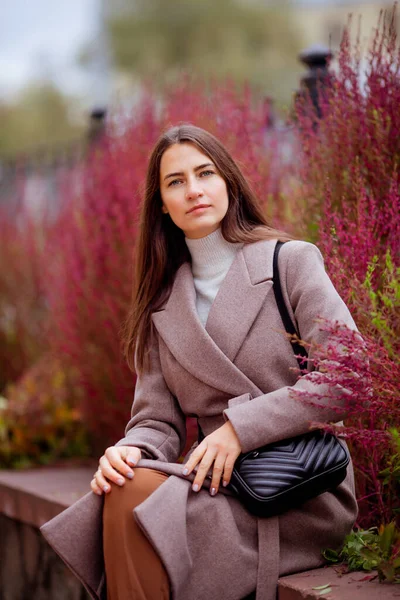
{"left": 41, "top": 124, "right": 359, "bottom": 600}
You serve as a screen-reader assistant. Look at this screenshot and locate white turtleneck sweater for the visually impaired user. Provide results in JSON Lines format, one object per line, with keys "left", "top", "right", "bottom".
{"left": 185, "top": 228, "right": 244, "bottom": 327}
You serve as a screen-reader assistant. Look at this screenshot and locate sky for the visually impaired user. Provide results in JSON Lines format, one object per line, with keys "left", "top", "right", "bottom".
{"left": 0, "top": 0, "right": 98, "bottom": 103}
{"left": 0, "top": 0, "right": 386, "bottom": 106}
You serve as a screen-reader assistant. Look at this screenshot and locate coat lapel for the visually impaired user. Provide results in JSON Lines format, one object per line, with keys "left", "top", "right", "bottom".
{"left": 205, "top": 240, "right": 275, "bottom": 362}
{"left": 152, "top": 239, "right": 276, "bottom": 397}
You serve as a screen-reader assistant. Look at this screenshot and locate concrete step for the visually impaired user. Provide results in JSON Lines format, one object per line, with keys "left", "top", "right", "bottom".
{"left": 279, "top": 566, "right": 399, "bottom": 599}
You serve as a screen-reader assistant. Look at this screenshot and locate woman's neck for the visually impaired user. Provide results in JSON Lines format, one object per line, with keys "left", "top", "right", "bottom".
{"left": 185, "top": 228, "right": 243, "bottom": 278}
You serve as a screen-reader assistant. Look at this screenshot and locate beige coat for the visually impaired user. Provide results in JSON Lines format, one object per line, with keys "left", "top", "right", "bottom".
{"left": 41, "top": 240, "right": 358, "bottom": 600}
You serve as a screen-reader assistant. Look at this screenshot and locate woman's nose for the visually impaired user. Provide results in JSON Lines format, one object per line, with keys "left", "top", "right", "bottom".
{"left": 185, "top": 178, "right": 204, "bottom": 200}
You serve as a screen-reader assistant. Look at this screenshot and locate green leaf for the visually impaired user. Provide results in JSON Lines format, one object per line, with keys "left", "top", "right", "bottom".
{"left": 323, "top": 526, "right": 400, "bottom": 582}
{"left": 322, "top": 549, "right": 339, "bottom": 563}
{"left": 380, "top": 522, "right": 395, "bottom": 556}
{"left": 361, "top": 547, "right": 380, "bottom": 562}
{"left": 392, "top": 556, "right": 400, "bottom": 569}
{"left": 378, "top": 563, "right": 395, "bottom": 583}
{"left": 312, "top": 584, "right": 331, "bottom": 590}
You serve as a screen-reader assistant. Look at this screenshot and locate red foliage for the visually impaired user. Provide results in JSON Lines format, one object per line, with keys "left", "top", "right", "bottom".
{"left": 292, "top": 320, "right": 399, "bottom": 527}
{"left": 1, "top": 355, "right": 90, "bottom": 468}
{"left": 296, "top": 8, "right": 400, "bottom": 283}
{"left": 292, "top": 5, "right": 400, "bottom": 526}
{"left": 0, "top": 202, "right": 48, "bottom": 390}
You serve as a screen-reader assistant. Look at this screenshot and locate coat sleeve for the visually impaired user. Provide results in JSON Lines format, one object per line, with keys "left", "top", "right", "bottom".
{"left": 115, "top": 331, "right": 187, "bottom": 462}
{"left": 223, "top": 241, "right": 362, "bottom": 454}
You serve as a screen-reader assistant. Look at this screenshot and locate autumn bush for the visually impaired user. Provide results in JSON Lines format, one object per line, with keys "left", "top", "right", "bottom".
{"left": 293, "top": 7, "right": 400, "bottom": 527}
{"left": 0, "top": 165, "right": 91, "bottom": 467}
{"left": 0, "top": 204, "right": 47, "bottom": 390}
{"left": 0, "top": 354, "right": 89, "bottom": 468}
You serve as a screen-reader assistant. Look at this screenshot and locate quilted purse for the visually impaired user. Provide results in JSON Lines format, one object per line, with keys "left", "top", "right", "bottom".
{"left": 199, "top": 241, "right": 350, "bottom": 518}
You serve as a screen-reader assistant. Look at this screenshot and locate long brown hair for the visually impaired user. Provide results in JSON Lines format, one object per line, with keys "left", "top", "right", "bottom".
{"left": 122, "top": 124, "right": 292, "bottom": 374}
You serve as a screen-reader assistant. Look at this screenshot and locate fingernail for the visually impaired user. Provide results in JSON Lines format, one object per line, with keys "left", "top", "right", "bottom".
{"left": 127, "top": 458, "right": 136, "bottom": 466}
{"left": 222, "top": 481, "right": 228, "bottom": 487}
{"left": 210, "top": 487, "right": 217, "bottom": 496}
{"left": 117, "top": 478, "right": 124, "bottom": 486}
{"left": 192, "top": 483, "right": 199, "bottom": 492}
{"left": 103, "top": 485, "right": 109, "bottom": 492}
{"left": 182, "top": 468, "right": 189, "bottom": 475}
{"left": 126, "top": 472, "right": 134, "bottom": 479}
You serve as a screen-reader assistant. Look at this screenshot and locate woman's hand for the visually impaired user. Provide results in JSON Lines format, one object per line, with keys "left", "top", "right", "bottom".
{"left": 182, "top": 421, "right": 241, "bottom": 496}
{"left": 90, "top": 446, "right": 142, "bottom": 495}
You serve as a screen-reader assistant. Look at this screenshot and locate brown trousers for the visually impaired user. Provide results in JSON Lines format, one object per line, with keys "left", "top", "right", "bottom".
{"left": 103, "top": 468, "right": 170, "bottom": 600}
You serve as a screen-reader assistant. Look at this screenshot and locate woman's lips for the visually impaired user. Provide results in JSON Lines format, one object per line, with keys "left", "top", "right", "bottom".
{"left": 187, "top": 204, "right": 211, "bottom": 214}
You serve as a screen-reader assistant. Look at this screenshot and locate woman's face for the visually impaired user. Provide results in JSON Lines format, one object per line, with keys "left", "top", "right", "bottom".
{"left": 159, "top": 143, "right": 229, "bottom": 239}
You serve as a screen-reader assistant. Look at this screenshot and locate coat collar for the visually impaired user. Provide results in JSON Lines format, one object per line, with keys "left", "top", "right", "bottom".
{"left": 152, "top": 239, "right": 277, "bottom": 397}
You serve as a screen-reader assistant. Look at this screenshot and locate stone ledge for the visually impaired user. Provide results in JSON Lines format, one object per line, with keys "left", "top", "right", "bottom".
{"left": 278, "top": 566, "right": 400, "bottom": 600}
{"left": 0, "top": 466, "right": 94, "bottom": 528}
{"left": 0, "top": 467, "right": 95, "bottom": 600}
{"left": 0, "top": 468, "right": 398, "bottom": 599}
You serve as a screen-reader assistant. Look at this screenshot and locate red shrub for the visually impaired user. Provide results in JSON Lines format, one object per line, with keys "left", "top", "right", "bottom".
{"left": 0, "top": 201, "right": 48, "bottom": 391}
{"left": 292, "top": 316, "right": 399, "bottom": 527}
{"left": 0, "top": 355, "right": 90, "bottom": 468}
{"left": 293, "top": 5, "right": 400, "bottom": 526}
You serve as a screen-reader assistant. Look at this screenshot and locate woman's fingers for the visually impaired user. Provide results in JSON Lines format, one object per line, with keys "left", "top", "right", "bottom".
{"left": 93, "top": 466, "right": 112, "bottom": 494}
{"left": 119, "top": 446, "right": 142, "bottom": 468}
{"left": 182, "top": 443, "right": 207, "bottom": 476}
{"left": 182, "top": 422, "right": 242, "bottom": 495}
{"left": 191, "top": 447, "right": 217, "bottom": 492}
{"left": 222, "top": 455, "right": 237, "bottom": 488}
{"left": 105, "top": 446, "right": 137, "bottom": 479}
{"left": 90, "top": 446, "right": 142, "bottom": 495}
{"left": 209, "top": 453, "right": 228, "bottom": 496}
{"left": 90, "top": 474, "right": 104, "bottom": 496}
{"left": 183, "top": 442, "right": 233, "bottom": 494}
{"left": 183, "top": 446, "right": 239, "bottom": 495}
{"left": 99, "top": 454, "right": 129, "bottom": 488}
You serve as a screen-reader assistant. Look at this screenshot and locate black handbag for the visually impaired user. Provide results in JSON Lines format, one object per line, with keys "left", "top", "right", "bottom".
{"left": 198, "top": 241, "right": 350, "bottom": 518}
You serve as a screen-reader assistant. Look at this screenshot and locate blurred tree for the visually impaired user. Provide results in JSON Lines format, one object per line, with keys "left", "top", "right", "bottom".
{"left": 0, "top": 83, "right": 84, "bottom": 159}
{"left": 81, "top": 0, "right": 304, "bottom": 109}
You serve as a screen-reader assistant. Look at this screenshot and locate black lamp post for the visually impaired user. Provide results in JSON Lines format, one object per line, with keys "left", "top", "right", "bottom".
{"left": 87, "top": 0, "right": 111, "bottom": 146}
{"left": 296, "top": 44, "right": 335, "bottom": 120}
{"left": 87, "top": 108, "right": 107, "bottom": 144}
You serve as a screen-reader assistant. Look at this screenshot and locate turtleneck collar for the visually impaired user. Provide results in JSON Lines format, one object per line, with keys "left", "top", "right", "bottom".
{"left": 185, "top": 227, "right": 243, "bottom": 278}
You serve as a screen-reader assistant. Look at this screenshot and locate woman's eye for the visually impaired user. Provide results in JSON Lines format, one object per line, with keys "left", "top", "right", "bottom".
{"left": 168, "top": 179, "right": 183, "bottom": 187}
{"left": 168, "top": 171, "right": 214, "bottom": 186}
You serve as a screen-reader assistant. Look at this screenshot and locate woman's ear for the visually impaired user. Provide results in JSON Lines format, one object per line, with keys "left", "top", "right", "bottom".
{"left": 162, "top": 205, "right": 169, "bottom": 214}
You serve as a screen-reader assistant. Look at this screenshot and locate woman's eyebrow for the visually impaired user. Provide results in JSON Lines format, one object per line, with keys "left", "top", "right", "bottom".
{"left": 163, "top": 163, "right": 214, "bottom": 181}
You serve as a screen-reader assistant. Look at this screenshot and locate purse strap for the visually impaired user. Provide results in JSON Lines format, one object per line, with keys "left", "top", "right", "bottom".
{"left": 273, "top": 241, "right": 308, "bottom": 370}
{"left": 198, "top": 241, "right": 308, "bottom": 443}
